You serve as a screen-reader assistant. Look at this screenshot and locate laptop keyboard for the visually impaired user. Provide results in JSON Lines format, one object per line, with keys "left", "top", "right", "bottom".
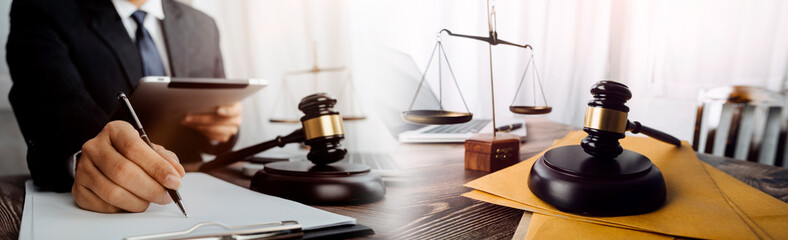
{"left": 423, "top": 119, "right": 491, "bottom": 134}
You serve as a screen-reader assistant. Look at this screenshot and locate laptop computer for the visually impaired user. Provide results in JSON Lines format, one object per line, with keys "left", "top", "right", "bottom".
{"left": 375, "top": 49, "right": 527, "bottom": 143}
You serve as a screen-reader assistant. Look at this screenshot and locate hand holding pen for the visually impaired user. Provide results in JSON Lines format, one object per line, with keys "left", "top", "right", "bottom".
{"left": 71, "top": 93, "right": 187, "bottom": 216}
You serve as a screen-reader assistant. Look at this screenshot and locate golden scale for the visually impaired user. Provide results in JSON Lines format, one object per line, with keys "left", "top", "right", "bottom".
{"left": 402, "top": 0, "right": 550, "bottom": 172}
{"left": 270, "top": 42, "right": 366, "bottom": 123}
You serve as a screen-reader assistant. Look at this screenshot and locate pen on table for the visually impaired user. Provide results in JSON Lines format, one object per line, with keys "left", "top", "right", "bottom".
{"left": 117, "top": 92, "right": 188, "bottom": 218}
{"left": 495, "top": 123, "right": 523, "bottom": 133}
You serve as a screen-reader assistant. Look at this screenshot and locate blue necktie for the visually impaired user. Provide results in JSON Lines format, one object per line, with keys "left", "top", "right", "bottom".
{"left": 131, "top": 10, "right": 166, "bottom": 76}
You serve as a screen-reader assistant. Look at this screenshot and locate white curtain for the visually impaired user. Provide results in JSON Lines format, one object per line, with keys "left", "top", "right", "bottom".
{"left": 189, "top": 0, "right": 788, "bottom": 146}
{"left": 614, "top": 0, "right": 788, "bottom": 141}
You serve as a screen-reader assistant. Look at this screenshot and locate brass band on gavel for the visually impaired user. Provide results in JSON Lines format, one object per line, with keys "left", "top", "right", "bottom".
{"left": 583, "top": 107, "right": 628, "bottom": 134}
{"left": 303, "top": 114, "right": 345, "bottom": 140}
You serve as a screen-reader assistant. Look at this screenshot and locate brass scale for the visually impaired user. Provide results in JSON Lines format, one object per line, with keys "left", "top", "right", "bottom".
{"left": 402, "top": 0, "right": 552, "bottom": 130}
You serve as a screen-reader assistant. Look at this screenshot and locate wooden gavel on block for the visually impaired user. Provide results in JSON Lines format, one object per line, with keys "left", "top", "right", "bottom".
{"left": 528, "top": 80, "right": 679, "bottom": 216}
{"left": 199, "top": 93, "right": 347, "bottom": 172}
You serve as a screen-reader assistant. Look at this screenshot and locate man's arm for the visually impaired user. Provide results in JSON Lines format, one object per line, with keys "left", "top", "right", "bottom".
{"left": 7, "top": 1, "right": 108, "bottom": 192}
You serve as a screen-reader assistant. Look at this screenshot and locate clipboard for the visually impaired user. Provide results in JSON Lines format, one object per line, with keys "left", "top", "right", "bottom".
{"left": 125, "top": 221, "right": 374, "bottom": 240}
{"left": 19, "top": 173, "right": 370, "bottom": 239}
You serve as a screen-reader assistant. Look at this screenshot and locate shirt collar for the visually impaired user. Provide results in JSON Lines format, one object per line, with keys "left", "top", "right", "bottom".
{"left": 112, "top": 0, "right": 165, "bottom": 20}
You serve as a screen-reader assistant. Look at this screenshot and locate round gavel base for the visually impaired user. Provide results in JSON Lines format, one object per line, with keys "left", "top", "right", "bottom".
{"left": 251, "top": 162, "right": 385, "bottom": 205}
{"left": 528, "top": 145, "right": 666, "bottom": 216}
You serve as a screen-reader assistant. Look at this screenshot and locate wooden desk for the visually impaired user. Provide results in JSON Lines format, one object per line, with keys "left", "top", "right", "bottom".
{"left": 1, "top": 117, "right": 787, "bottom": 239}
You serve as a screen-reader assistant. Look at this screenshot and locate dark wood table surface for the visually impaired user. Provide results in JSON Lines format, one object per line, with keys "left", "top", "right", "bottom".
{"left": 1, "top": 117, "right": 787, "bottom": 240}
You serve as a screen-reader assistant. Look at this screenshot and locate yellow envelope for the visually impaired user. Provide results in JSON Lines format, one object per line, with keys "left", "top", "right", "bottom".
{"left": 465, "top": 137, "right": 788, "bottom": 239}
{"left": 464, "top": 131, "right": 760, "bottom": 239}
{"left": 464, "top": 190, "right": 637, "bottom": 231}
{"left": 701, "top": 162, "right": 788, "bottom": 239}
{"left": 524, "top": 213, "right": 674, "bottom": 240}
{"left": 465, "top": 163, "right": 788, "bottom": 239}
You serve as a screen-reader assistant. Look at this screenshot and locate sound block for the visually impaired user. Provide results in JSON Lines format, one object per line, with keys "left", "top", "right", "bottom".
{"left": 528, "top": 145, "right": 666, "bottom": 216}
{"left": 465, "top": 133, "right": 521, "bottom": 172}
{"left": 251, "top": 161, "right": 385, "bottom": 205}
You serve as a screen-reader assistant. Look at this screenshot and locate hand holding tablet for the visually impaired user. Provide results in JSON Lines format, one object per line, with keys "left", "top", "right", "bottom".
{"left": 128, "top": 77, "right": 267, "bottom": 139}
{"left": 181, "top": 102, "right": 243, "bottom": 143}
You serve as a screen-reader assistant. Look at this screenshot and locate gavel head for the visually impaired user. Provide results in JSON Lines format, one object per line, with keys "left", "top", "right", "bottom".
{"left": 581, "top": 81, "right": 632, "bottom": 158}
{"left": 298, "top": 93, "right": 348, "bottom": 165}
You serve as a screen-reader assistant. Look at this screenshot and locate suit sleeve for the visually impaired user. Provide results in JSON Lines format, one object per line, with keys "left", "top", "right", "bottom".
{"left": 6, "top": 1, "right": 109, "bottom": 192}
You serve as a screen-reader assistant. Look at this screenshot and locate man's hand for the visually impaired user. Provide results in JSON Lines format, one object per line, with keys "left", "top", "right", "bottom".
{"left": 180, "top": 102, "right": 242, "bottom": 143}
{"left": 72, "top": 121, "right": 185, "bottom": 213}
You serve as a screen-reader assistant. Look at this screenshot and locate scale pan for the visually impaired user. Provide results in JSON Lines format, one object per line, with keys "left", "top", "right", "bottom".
{"left": 402, "top": 110, "right": 473, "bottom": 125}
{"left": 510, "top": 106, "right": 552, "bottom": 115}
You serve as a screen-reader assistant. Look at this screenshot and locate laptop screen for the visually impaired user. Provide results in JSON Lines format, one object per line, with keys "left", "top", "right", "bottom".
{"left": 374, "top": 49, "right": 442, "bottom": 138}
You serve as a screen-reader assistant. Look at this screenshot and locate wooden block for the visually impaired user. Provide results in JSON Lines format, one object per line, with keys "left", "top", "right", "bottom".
{"left": 464, "top": 133, "right": 521, "bottom": 172}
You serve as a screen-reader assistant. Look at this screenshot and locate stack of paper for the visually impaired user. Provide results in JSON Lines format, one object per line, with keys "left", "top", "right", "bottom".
{"left": 463, "top": 131, "right": 788, "bottom": 239}
{"left": 19, "top": 173, "right": 356, "bottom": 239}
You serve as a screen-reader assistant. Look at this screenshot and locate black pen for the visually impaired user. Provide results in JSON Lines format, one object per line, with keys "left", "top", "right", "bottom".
{"left": 495, "top": 123, "right": 523, "bottom": 132}
{"left": 117, "top": 93, "right": 188, "bottom": 217}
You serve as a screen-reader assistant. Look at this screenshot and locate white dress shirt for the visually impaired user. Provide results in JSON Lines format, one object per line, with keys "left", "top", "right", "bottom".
{"left": 111, "top": 0, "right": 172, "bottom": 76}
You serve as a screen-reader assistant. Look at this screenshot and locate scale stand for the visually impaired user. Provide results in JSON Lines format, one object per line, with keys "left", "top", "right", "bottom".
{"left": 270, "top": 42, "right": 366, "bottom": 123}
{"left": 402, "top": 0, "right": 553, "bottom": 172}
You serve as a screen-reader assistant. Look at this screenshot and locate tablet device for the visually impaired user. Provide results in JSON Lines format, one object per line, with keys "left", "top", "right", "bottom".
{"left": 129, "top": 77, "right": 267, "bottom": 123}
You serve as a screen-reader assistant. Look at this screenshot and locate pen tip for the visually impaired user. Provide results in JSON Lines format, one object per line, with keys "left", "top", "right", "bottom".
{"left": 175, "top": 200, "right": 188, "bottom": 218}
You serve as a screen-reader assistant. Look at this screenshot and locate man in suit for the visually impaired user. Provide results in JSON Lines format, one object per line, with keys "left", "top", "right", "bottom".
{"left": 6, "top": 0, "right": 241, "bottom": 213}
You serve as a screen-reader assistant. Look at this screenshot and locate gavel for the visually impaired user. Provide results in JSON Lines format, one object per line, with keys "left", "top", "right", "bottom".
{"left": 581, "top": 81, "right": 681, "bottom": 158}
{"left": 528, "top": 80, "right": 676, "bottom": 216}
{"left": 199, "top": 93, "right": 347, "bottom": 172}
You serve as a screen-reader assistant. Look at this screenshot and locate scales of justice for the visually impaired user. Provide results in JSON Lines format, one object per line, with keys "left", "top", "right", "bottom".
{"left": 402, "top": 0, "right": 551, "bottom": 173}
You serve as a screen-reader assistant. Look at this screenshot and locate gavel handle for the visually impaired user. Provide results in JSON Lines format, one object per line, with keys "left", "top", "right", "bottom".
{"left": 198, "top": 129, "right": 305, "bottom": 172}
{"left": 627, "top": 121, "right": 682, "bottom": 147}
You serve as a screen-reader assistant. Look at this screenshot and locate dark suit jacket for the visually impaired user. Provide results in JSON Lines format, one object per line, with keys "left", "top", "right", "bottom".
{"left": 7, "top": 0, "right": 236, "bottom": 191}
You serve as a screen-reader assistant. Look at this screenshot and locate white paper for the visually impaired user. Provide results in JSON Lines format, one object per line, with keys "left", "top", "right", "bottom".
{"left": 19, "top": 173, "right": 355, "bottom": 239}
{"left": 18, "top": 180, "right": 33, "bottom": 240}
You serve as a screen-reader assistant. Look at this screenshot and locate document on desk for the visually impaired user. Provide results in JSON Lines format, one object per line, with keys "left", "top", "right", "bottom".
{"left": 18, "top": 173, "right": 356, "bottom": 239}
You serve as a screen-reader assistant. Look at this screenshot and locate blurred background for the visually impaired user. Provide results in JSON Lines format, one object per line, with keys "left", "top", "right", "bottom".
{"left": 1, "top": 0, "right": 787, "bottom": 175}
